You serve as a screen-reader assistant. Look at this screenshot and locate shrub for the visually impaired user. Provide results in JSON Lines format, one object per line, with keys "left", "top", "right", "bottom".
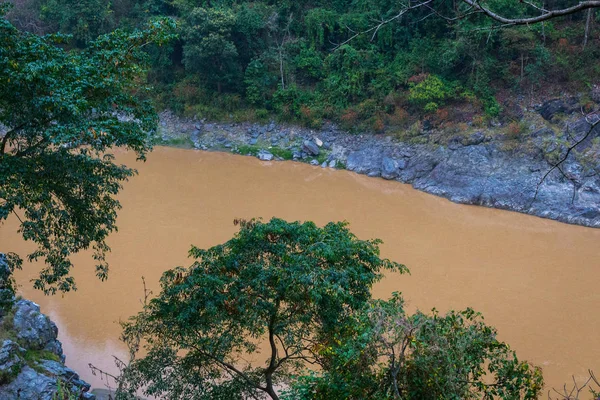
{"left": 408, "top": 75, "right": 456, "bottom": 113}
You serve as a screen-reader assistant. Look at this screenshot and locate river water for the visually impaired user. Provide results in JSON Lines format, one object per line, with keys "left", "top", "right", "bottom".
{"left": 2, "top": 146, "right": 599, "bottom": 392}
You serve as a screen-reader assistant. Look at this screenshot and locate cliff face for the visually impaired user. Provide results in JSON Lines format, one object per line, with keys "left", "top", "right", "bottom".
{"left": 0, "top": 255, "right": 95, "bottom": 400}
{"left": 156, "top": 97, "right": 600, "bottom": 228}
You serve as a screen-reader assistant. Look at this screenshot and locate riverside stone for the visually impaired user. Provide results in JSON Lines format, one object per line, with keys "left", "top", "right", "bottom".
{"left": 381, "top": 157, "right": 399, "bottom": 180}
{"left": 0, "top": 259, "right": 95, "bottom": 400}
{"left": 539, "top": 98, "right": 578, "bottom": 121}
{"left": 258, "top": 150, "right": 274, "bottom": 161}
{"left": 303, "top": 140, "right": 320, "bottom": 156}
{"left": 13, "top": 299, "right": 63, "bottom": 359}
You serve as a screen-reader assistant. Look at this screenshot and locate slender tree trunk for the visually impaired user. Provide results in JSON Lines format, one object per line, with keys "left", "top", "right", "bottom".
{"left": 583, "top": 8, "right": 593, "bottom": 50}
{"left": 279, "top": 48, "right": 285, "bottom": 90}
{"left": 265, "top": 305, "right": 280, "bottom": 400}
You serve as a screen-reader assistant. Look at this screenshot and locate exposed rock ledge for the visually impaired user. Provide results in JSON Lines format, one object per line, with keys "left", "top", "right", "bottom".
{"left": 157, "top": 99, "right": 600, "bottom": 228}
{"left": 0, "top": 257, "right": 94, "bottom": 399}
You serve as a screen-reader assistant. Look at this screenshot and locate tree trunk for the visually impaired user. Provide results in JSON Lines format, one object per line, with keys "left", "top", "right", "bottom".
{"left": 583, "top": 8, "right": 593, "bottom": 50}
{"left": 279, "top": 48, "right": 285, "bottom": 90}
{"left": 265, "top": 304, "right": 280, "bottom": 400}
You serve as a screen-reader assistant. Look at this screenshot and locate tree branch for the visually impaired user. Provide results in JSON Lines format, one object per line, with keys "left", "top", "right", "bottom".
{"left": 534, "top": 114, "right": 600, "bottom": 201}
{"left": 333, "top": 0, "right": 432, "bottom": 49}
{"left": 0, "top": 123, "right": 26, "bottom": 155}
{"left": 462, "top": 0, "right": 600, "bottom": 26}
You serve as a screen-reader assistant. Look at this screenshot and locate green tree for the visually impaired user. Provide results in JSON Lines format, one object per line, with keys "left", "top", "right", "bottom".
{"left": 39, "top": 0, "right": 113, "bottom": 45}
{"left": 0, "top": 6, "right": 176, "bottom": 294}
{"left": 181, "top": 7, "right": 239, "bottom": 93}
{"left": 117, "top": 218, "right": 406, "bottom": 400}
{"left": 291, "top": 294, "right": 544, "bottom": 399}
{"left": 116, "top": 218, "right": 543, "bottom": 400}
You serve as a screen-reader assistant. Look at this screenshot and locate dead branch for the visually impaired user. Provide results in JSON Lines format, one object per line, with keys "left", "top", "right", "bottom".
{"left": 548, "top": 370, "right": 599, "bottom": 399}
{"left": 534, "top": 113, "right": 600, "bottom": 201}
{"left": 462, "top": 0, "right": 600, "bottom": 26}
{"left": 333, "top": 0, "right": 432, "bottom": 49}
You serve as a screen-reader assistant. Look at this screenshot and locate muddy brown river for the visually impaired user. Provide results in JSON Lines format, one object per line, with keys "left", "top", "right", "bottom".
{"left": 1, "top": 146, "right": 599, "bottom": 392}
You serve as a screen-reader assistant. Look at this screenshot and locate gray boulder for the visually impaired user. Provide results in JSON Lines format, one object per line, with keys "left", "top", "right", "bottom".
{"left": 12, "top": 299, "right": 62, "bottom": 358}
{"left": 39, "top": 360, "right": 92, "bottom": 394}
{"left": 0, "top": 293, "right": 95, "bottom": 400}
{"left": 346, "top": 149, "right": 382, "bottom": 175}
{"left": 302, "top": 140, "right": 320, "bottom": 156}
{"left": 381, "top": 157, "right": 399, "bottom": 180}
{"left": 539, "top": 98, "right": 578, "bottom": 121}
{"left": 566, "top": 115, "right": 600, "bottom": 151}
{"left": 257, "top": 150, "right": 274, "bottom": 161}
{"left": 0, "top": 366, "right": 57, "bottom": 400}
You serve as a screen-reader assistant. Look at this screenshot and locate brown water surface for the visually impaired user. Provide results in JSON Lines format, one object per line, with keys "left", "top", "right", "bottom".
{"left": 1, "top": 147, "right": 599, "bottom": 391}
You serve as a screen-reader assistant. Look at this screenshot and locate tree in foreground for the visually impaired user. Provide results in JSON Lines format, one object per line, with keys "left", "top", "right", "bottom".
{"left": 117, "top": 218, "right": 405, "bottom": 400}
{"left": 0, "top": 6, "right": 175, "bottom": 294}
{"left": 292, "top": 294, "right": 544, "bottom": 399}
{"left": 116, "top": 218, "right": 543, "bottom": 400}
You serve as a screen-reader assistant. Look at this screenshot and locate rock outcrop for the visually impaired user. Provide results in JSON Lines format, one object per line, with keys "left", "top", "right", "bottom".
{"left": 0, "top": 255, "right": 95, "bottom": 399}
{"left": 156, "top": 102, "right": 600, "bottom": 228}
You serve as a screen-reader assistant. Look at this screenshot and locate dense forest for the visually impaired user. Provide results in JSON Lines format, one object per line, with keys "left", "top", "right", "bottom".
{"left": 4, "top": 0, "right": 600, "bottom": 132}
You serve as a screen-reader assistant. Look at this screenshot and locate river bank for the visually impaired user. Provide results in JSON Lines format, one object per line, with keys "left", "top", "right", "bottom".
{"left": 156, "top": 98, "right": 600, "bottom": 228}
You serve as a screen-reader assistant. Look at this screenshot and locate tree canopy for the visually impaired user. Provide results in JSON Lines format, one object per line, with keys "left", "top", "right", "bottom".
{"left": 5, "top": 0, "right": 600, "bottom": 131}
{"left": 116, "top": 218, "right": 543, "bottom": 400}
{"left": 117, "top": 218, "right": 406, "bottom": 399}
{"left": 0, "top": 5, "right": 176, "bottom": 294}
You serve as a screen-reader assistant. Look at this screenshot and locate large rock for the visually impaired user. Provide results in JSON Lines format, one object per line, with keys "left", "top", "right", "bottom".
{"left": 0, "top": 291, "right": 95, "bottom": 400}
{"left": 0, "top": 366, "right": 57, "bottom": 400}
{"left": 381, "top": 157, "right": 399, "bottom": 180}
{"left": 566, "top": 115, "right": 600, "bottom": 152}
{"left": 591, "top": 84, "right": 600, "bottom": 103}
{"left": 39, "top": 360, "right": 92, "bottom": 395}
{"left": 302, "top": 140, "right": 320, "bottom": 156}
{"left": 539, "top": 98, "right": 578, "bottom": 121}
{"left": 346, "top": 149, "right": 382, "bottom": 175}
{"left": 12, "top": 299, "right": 62, "bottom": 358}
{"left": 257, "top": 150, "right": 274, "bottom": 161}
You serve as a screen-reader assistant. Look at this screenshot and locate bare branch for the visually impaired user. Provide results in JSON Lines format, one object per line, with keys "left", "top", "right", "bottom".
{"left": 462, "top": 0, "right": 600, "bottom": 26}
{"left": 534, "top": 114, "right": 600, "bottom": 201}
{"left": 333, "top": 0, "right": 432, "bottom": 49}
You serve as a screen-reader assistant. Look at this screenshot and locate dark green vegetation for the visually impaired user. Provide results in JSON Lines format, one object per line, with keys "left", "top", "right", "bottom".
{"left": 117, "top": 218, "right": 544, "bottom": 400}
{"left": 5, "top": 0, "right": 600, "bottom": 132}
{"left": 0, "top": 5, "right": 176, "bottom": 294}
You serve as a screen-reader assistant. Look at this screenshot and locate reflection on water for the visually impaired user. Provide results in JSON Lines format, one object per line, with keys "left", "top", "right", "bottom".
{"left": 1, "top": 146, "right": 598, "bottom": 391}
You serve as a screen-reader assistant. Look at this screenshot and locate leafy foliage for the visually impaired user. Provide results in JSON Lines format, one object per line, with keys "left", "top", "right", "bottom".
{"left": 0, "top": 7, "right": 176, "bottom": 293}
{"left": 116, "top": 218, "right": 543, "bottom": 400}
{"left": 117, "top": 218, "right": 406, "bottom": 400}
{"left": 288, "top": 294, "right": 544, "bottom": 400}
{"left": 8, "top": 0, "right": 599, "bottom": 129}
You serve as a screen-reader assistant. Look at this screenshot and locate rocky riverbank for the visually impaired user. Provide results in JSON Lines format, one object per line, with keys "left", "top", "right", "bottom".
{"left": 156, "top": 97, "right": 600, "bottom": 228}
{"left": 0, "top": 255, "right": 95, "bottom": 400}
